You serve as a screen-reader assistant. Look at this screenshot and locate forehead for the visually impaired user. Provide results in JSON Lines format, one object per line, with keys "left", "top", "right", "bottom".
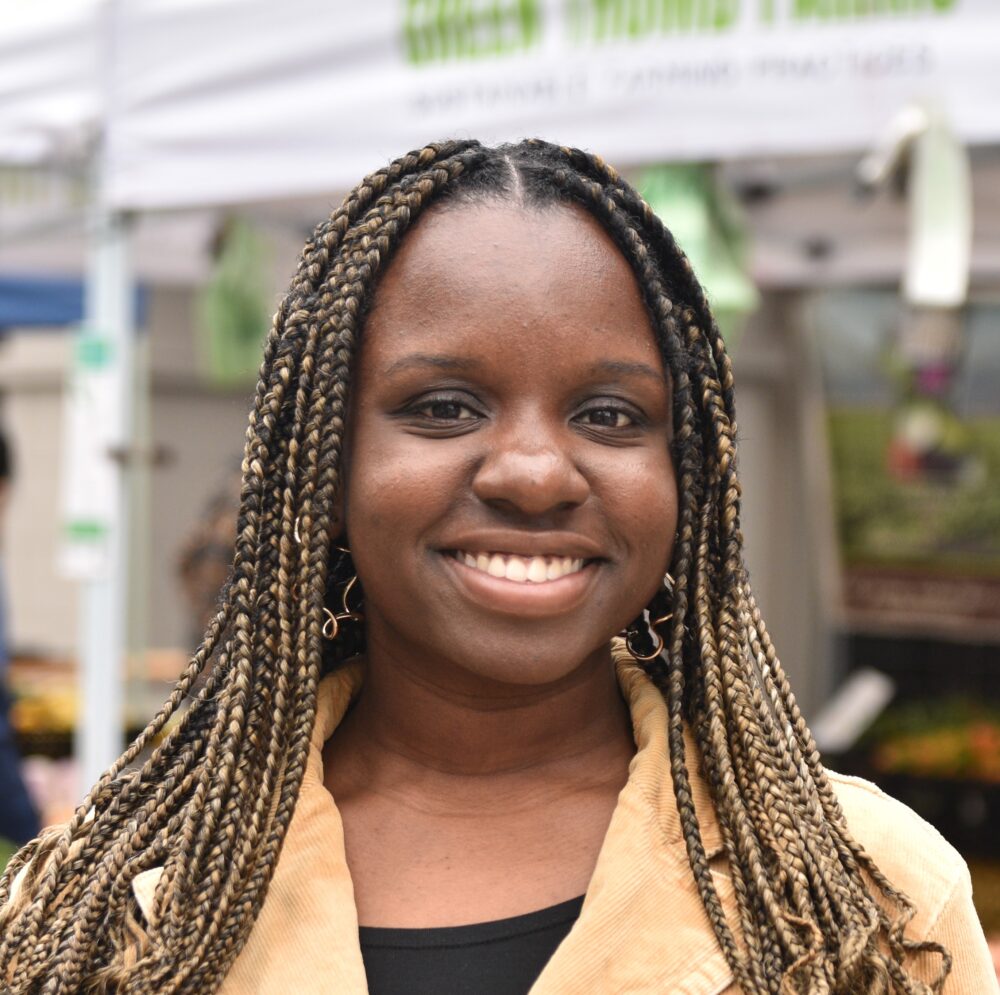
{"left": 360, "top": 201, "right": 663, "bottom": 377}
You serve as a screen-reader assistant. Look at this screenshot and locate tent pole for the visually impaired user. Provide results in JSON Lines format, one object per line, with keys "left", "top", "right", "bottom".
{"left": 75, "top": 203, "right": 134, "bottom": 792}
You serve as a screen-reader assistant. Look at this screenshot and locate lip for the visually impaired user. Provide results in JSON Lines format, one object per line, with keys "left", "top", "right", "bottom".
{"left": 440, "top": 551, "right": 602, "bottom": 619}
{"left": 439, "top": 530, "right": 607, "bottom": 561}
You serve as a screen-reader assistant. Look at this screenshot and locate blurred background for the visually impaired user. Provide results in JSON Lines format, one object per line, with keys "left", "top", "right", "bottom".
{"left": 0, "top": 0, "right": 997, "bottom": 974}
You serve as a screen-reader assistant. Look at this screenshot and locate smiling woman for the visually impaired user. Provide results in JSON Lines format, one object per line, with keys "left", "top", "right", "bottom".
{"left": 0, "top": 141, "right": 995, "bottom": 995}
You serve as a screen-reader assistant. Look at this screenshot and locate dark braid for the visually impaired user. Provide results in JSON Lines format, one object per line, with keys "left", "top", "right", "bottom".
{"left": 0, "top": 139, "right": 949, "bottom": 994}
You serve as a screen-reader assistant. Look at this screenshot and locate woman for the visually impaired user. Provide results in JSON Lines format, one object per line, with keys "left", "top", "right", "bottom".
{"left": 0, "top": 140, "right": 994, "bottom": 994}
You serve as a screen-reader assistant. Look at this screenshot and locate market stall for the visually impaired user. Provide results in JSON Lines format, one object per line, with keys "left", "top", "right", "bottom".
{"left": 3, "top": 3, "right": 1000, "bottom": 881}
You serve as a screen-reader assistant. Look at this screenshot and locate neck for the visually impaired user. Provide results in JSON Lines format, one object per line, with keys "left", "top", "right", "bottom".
{"left": 325, "top": 637, "right": 633, "bottom": 786}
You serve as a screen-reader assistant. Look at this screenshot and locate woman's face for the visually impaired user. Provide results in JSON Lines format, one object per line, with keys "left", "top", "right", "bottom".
{"left": 342, "top": 201, "right": 678, "bottom": 688}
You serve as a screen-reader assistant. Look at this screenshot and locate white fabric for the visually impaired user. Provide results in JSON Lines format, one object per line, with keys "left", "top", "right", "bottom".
{"left": 0, "top": 0, "right": 102, "bottom": 164}
{"left": 3, "top": 1, "right": 999, "bottom": 209}
{"left": 102, "top": 0, "right": 1000, "bottom": 209}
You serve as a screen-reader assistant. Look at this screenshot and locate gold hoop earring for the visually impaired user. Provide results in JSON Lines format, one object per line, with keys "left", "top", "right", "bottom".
{"left": 293, "top": 516, "right": 343, "bottom": 547}
{"left": 624, "top": 611, "right": 673, "bottom": 661}
{"left": 322, "top": 571, "right": 364, "bottom": 641}
{"left": 623, "top": 569, "right": 675, "bottom": 661}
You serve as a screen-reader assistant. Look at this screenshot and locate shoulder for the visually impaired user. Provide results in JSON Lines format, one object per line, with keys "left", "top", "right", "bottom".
{"left": 827, "top": 769, "right": 969, "bottom": 934}
{"left": 828, "top": 771, "right": 1000, "bottom": 991}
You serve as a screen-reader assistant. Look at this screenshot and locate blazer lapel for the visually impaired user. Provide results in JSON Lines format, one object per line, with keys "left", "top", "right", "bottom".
{"left": 530, "top": 648, "right": 734, "bottom": 995}
{"left": 216, "top": 663, "right": 369, "bottom": 994}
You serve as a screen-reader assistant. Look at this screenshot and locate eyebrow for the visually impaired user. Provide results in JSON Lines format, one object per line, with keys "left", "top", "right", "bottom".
{"left": 384, "top": 354, "right": 483, "bottom": 376}
{"left": 382, "top": 354, "right": 665, "bottom": 383}
{"left": 590, "top": 360, "right": 667, "bottom": 383}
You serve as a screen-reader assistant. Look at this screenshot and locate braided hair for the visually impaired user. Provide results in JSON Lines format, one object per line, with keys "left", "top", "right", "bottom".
{"left": 0, "top": 140, "right": 949, "bottom": 994}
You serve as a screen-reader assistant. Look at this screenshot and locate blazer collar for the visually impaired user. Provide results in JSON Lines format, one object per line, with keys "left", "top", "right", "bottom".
{"left": 133, "top": 645, "right": 732, "bottom": 994}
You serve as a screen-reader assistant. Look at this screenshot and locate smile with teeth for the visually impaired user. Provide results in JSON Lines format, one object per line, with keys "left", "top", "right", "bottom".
{"left": 450, "top": 551, "right": 588, "bottom": 584}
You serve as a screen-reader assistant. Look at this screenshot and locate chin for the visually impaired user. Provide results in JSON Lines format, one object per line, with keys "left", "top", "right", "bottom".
{"left": 433, "top": 629, "right": 615, "bottom": 691}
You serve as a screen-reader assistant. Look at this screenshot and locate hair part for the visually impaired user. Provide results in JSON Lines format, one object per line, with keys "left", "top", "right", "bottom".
{"left": 0, "top": 140, "right": 949, "bottom": 995}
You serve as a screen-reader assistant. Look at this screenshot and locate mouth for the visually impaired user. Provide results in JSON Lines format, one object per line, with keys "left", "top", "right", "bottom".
{"left": 445, "top": 550, "right": 588, "bottom": 584}
{"left": 439, "top": 548, "right": 602, "bottom": 618}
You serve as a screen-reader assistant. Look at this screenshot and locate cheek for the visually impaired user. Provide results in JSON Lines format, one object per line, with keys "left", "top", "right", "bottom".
{"left": 342, "top": 419, "right": 466, "bottom": 573}
{"left": 617, "top": 445, "right": 676, "bottom": 520}
{"left": 608, "top": 448, "right": 678, "bottom": 575}
{"left": 343, "top": 457, "right": 423, "bottom": 614}
{"left": 346, "top": 454, "right": 432, "bottom": 546}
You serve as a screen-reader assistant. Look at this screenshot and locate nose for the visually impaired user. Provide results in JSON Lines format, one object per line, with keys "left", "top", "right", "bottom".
{"left": 471, "top": 413, "right": 590, "bottom": 518}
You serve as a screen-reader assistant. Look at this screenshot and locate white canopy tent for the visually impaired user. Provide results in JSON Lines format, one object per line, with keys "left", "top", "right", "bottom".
{"left": 4, "top": 0, "right": 1000, "bottom": 787}
{"left": 105, "top": 0, "right": 1000, "bottom": 210}
{"left": 0, "top": 1, "right": 100, "bottom": 166}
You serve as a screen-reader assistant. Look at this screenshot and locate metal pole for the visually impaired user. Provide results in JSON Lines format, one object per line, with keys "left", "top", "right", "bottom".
{"left": 75, "top": 203, "right": 134, "bottom": 791}
{"left": 67, "top": 0, "right": 137, "bottom": 794}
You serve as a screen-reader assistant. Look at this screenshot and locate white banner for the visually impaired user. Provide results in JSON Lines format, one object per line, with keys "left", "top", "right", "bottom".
{"left": 105, "top": 0, "right": 1000, "bottom": 210}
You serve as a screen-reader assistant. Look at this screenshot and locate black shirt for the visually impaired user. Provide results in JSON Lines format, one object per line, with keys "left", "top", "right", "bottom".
{"left": 359, "top": 895, "right": 585, "bottom": 995}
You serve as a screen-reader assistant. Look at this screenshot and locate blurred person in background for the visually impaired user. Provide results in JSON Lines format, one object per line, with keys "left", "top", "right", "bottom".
{"left": 177, "top": 466, "right": 241, "bottom": 649}
{"left": 1, "top": 141, "right": 996, "bottom": 995}
{"left": 0, "top": 422, "right": 40, "bottom": 847}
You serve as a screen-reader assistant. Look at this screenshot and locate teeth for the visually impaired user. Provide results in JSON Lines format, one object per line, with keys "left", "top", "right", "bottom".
{"left": 454, "top": 551, "right": 587, "bottom": 584}
{"left": 505, "top": 558, "right": 528, "bottom": 582}
{"left": 526, "top": 558, "right": 548, "bottom": 583}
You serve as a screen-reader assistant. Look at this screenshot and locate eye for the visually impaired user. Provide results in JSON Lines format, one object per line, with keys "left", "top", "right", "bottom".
{"left": 579, "top": 407, "right": 635, "bottom": 429}
{"left": 574, "top": 402, "right": 642, "bottom": 431}
{"left": 410, "top": 395, "right": 481, "bottom": 423}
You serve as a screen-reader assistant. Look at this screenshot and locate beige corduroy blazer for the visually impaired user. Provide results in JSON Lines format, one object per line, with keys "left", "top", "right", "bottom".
{"left": 126, "top": 650, "right": 996, "bottom": 994}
